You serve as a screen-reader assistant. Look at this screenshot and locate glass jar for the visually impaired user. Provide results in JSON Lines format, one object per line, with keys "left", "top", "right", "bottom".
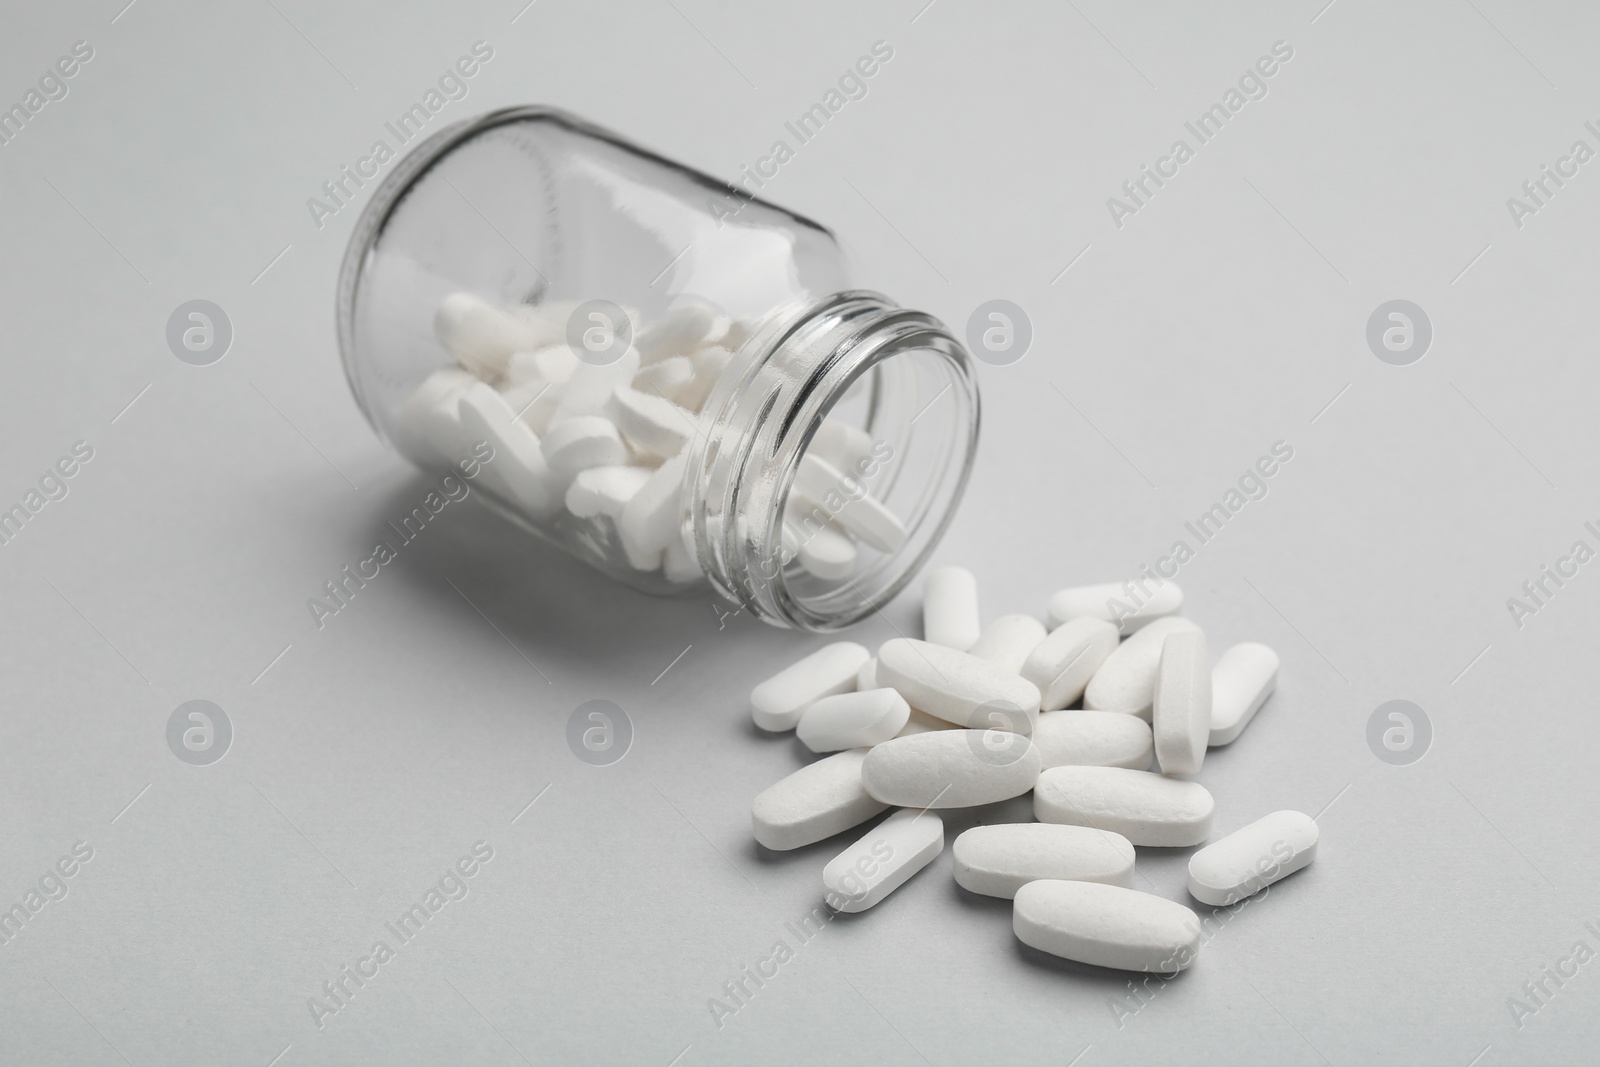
{"left": 336, "top": 106, "right": 978, "bottom": 631}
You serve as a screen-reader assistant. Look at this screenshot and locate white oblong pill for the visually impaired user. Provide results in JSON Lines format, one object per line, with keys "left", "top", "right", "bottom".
{"left": 606, "top": 385, "right": 694, "bottom": 460}
{"left": 894, "top": 708, "right": 958, "bottom": 737}
{"left": 677, "top": 345, "right": 732, "bottom": 411}
{"left": 968, "top": 615, "right": 1048, "bottom": 675}
{"left": 553, "top": 347, "right": 641, "bottom": 423}
{"left": 618, "top": 452, "right": 687, "bottom": 566}
{"left": 1048, "top": 581, "right": 1184, "bottom": 634}
{"left": 1153, "top": 629, "right": 1211, "bottom": 776}
{"left": 953, "top": 823, "right": 1135, "bottom": 898}
{"left": 793, "top": 454, "right": 907, "bottom": 553}
{"left": 923, "top": 566, "right": 981, "bottom": 651}
{"left": 391, "top": 367, "right": 478, "bottom": 464}
{"left": 823, "top": 808, "right": 944, "bottom": 912}
{"left": 1022, "top": 617, "right": 1120, "bottom": 712}
{"left": 662, "top": 530, "right": 702, "bottom": 584}
{"left": 1033, "top": 711, "right": 1153, "bottom": 770}
{"left": 1187, "top": 810, "right": 1317, "bottom": 906}
{"left": 861, "top": 730, "right": 1041, "bottom": 809}
{"left": 810, "top": 419, "right": 874, "bottom": 475}
{"left": 1034, "top": 766, "right": 1214, "bottom": 847}
{"left": 434, "top": 292, "right": 549, "bottom": 378}
{"left": 637, "top": 299, "right": 729, "bottom": 362}
{"left": 876, "top": 638, "right": 1042, "bottom": 733}
{"left": 506, "top": 344, "right": 577, "bottom": 388}
{"left": 856, "top": 657, "right": 878, "bottom": 691}
{"left": 797, "top": 688, "right": 911, "bottom": 753}
{"left": 541, "top": 415, "right": 629, "bottom": 479}
{"left": 631, "top": 355, "right": 696, "bottom": 404}
{"left": 456, "top": 383, "right": 558, "bottom": 517}
{"left": 500, "top": 379, "right": 562, "bottom": 435}
{"left": 749, "top": 641, "right": 870, "bottom": 732}
{"left": 794, "top": 516, "right": 858, "bottom": 580}
{"left": 751, "top": 749, "right": 888, "bottom": 851}
{"left": 1083, "top": 617, "right": 1201, "bottom": 719}
{"left": 1209, "top": 642, "right": 1279, "bottom": 746}
{"left": 1014, "top": 880, "right": 1202, "bottom": 973}
{"left": 564, "top": 465, "right": 652, "bottom": 520}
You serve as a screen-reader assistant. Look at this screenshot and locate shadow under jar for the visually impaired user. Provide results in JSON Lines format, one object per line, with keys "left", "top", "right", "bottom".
{"left": 337, "top": 106, "right": 979, "bottom": 631}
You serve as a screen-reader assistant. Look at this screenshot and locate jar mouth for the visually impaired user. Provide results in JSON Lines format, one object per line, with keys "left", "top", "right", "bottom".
{"left": 689, "top": 291, "right": 980, "bottom": 631}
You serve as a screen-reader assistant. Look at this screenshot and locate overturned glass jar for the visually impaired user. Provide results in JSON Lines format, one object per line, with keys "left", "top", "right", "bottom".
{"left": 337, "top": 107, "right": 978, "bottom": 630}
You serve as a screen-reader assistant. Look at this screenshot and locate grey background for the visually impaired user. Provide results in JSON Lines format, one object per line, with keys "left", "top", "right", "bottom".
{"left": 1, "top": 1, "right": 1595, "bottom": 1064}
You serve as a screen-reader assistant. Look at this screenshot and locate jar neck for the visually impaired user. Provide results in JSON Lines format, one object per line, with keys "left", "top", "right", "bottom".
{"left": 686, "top": 290, "right": 979, "bottom": 631}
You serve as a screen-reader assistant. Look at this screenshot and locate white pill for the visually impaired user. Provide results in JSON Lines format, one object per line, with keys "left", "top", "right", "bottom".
{"left": 637, "top": 300, "right": 730, "bottom": 362}
{"left": 856, "top": 657, "right": 878, "bottom": 690}
{"left": 391, "top": 367, "right": 477, "bottom": 464}
{"left": 793, "top": 454, "right": 907, "bottom": 553}
{"left": 797, "top": 688, "right": 911, "bottom": 752}
{"left": 968, "top": 614, "right": 1048, "bottom": 675}
{"left": 749, "top": 641, "right": 870, "bottom": 732}
{"left": 1083, "top": 617, "right": 1201, "bottom": 719}
{"left": 564, "top": 465, "right": 652, "bottom": 519}
{"left": 1014, "top": 881, "right": 1202, "bottom": 973}
{"left": 541, "top": 415, "right": 629, "bottom": 479}
{"left": 1209, "top": 642, "right": 1279, "bottom": 746}
{"left": 1153, "top": 630, "right": 1210, "bottom": 776}
{"left": 617, "top": 452, "right": 687, "bottom": 567}
{"left": 1033, "top": 711, "right": 1153, "bottom": 770}
{"left": 861, "top": 730, "right": 1041, "bottom": 809}
{"left": 677, "top": 345, "right": 732, "bottom": 411}
{"left": 456, "top": 383, "right": 558, "bottom": 517}
{"left": 952, "top": 823, "right": 1136, "bottom": 898}
{"left": 810, "top": 419, "right": 875, "bottom": 475}
{"left": 751, "top": 749, "right": 888, "bottom": 851}
{"left": 434, "top": 292, "right": 549, "bottom": 378}
{"left": 822, "top": 808, "right": 944, "bottom": 913}
{"left": 1022, "top": 617, "right": 1119, "bottom": 712}
{"left": 1034, "top": 766, "right": 1214, "bottom": 847}
{"left": 607, "top": 386, "right": 694, "bottom": 460}
{"left": 922, "top": 566, "right": 981, "bottom": 651}
{"left": 876, "top": 638, "right": 1042, "bottom": 733}
{"left": 1048, "top": 581, "right": 1184, "bottom": 634}
{"left": 632, "top": 355, "right": 696, "bottom": 404}
{"left": 505, "top": 344, "right": 578, "bottom": 388}
{"left": 553, "top": 347, "right": 641, "bottom": 422}
{"left": 894, "top": 708, "right": 958, "bottom": 737}
{"left": 661, "top": 529, "right": 702, "bottom": 584}
{"left": 786, "top": 509, "right": 858, "bottom": 580}
{"left": 1188, "top": 810, "right": 1317, "bottom": 906}
{"left": 499, "top": 378, "right": 562, "bottom": 435}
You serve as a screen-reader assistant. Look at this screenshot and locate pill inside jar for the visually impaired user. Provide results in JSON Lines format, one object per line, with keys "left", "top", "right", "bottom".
{"left": 337, "top": 107, "right": 980, "bottom": 631}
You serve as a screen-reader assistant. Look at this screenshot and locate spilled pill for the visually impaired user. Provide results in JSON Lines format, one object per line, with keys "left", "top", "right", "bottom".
{"left": 1013, "top": 881, "right": 1202, "bottom": 973}
{"left": 1187, "top": 810, "right": 1317, "bottom": 906}
{"left": 823, "top": 808, "right": 944, "bottom": 913}
{"left": 894, "top": 708, "right": 958, "bottom": 737}
{"left": 1209, "top": 642, "right": 1279, "bottom": 746}
{"left": 1048, "top": 581, "right": 1184, "bottom": 634}
{"left": 952, "top": 823, "right": 1135, "bottom": 899}
{"left": 967, "top": 614, "right": 1048, "bottom": 675}
{"left": 1083, "top": 617, "right": 1201, "bottom": 719}
{"left": 751, "top": 748, "right": 888, "bottom": 851}
{"left": 861, "top": 730, "right": 1041, "bottom": 809}
{"left": 876, "top": 638, "right": 1042, "bottom": 732}
{"left": 749, "top": 642, "right": 870, "bottom": 732}
{"left": 923, "top": 566, "right": 981, "bottom": 651}
{"left": 1152, "top": 629, "right": 1210, "bottom": 776}
{"left": 1034, "top": 766, "right": 1214, "bottom": 847}
{"left": 1033, "top": 711, "right": 1153, "bottom": 770}
{"left": 1022, "top": 617, "right": 1119, "bottom": 712}
{"left": 797, "top": 688, "right": 911, "bottom": 753}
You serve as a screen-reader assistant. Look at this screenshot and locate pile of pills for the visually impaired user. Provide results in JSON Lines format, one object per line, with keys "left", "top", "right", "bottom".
{"left": 748, "top": 567, "right": 1316, "bottom": 973}
{"left": 391, "top": 292, "right": 905, "bottom": 582}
